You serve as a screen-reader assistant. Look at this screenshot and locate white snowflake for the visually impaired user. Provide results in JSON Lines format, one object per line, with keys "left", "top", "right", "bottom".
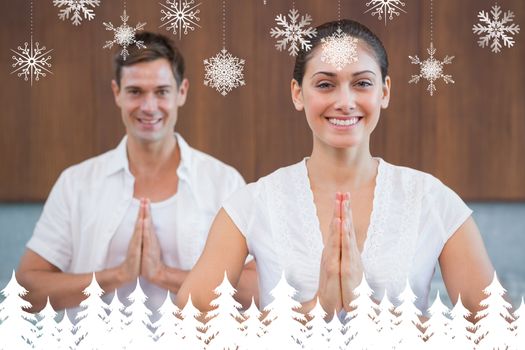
{"left": 204, "top": 49, "right": 245, "bottom": 96}
{"left": 364, "top": 0, "right": 406, "bottom": 25}
{"left": 159, "top": 0, "right": 201, "bottom": 39}
{"left": 320, "top": 27, "right": 359, "bottom": 71}
{"left": 52, "top": 0, "right": 101, "bottom": 26}
{"left": 103, "top": 9, "right": 147, "bottom": 60}
{"left": 270, "top": 8, "right": 317, "bottom": 56}
{"left": 472, "top": 4, "right": 520, "bottom": 53}
{"left": 409, "top": 42, "right": 454, "bottom": 96}
{"left": 11, "top": 36, "right": 53, "bottom": 86}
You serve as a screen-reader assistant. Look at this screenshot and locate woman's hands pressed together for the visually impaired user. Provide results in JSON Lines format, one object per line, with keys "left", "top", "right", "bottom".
{"left": 313, "top": 192, "right": 364, "bottom": 314}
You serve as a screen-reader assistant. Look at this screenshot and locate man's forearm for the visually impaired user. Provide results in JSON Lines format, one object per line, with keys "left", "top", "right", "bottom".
{"left": 150, "top": 265, "right": 189, "bottom": 293}
{"left": 18, "top": 266, "right": 129, "bottom": 312}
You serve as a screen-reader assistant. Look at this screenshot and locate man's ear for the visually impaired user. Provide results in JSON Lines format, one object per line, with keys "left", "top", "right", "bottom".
{"left": 291, "top": 79, "right": 304, "bottom": 111}
{"left": 381, "top": 76, "right": 391, "bottom": 109}
{"left": 177, "top": 78, "right": 189, "bottom": 107}
{"left": 111, "top": 80, "right": 121, "bottom": 107}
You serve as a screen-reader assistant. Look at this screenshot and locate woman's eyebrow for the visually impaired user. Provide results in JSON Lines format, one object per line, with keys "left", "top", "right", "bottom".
{"left": 311, "top": 70, "right": 376, "bottom": 79}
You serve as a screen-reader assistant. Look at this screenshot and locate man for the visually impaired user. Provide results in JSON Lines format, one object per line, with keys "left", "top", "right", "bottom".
{"left": 17, "top": 32, "right": 256, "bottom": 316}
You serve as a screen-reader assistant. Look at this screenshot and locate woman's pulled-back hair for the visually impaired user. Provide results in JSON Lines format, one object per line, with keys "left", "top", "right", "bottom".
{"left": 293, "top": 19, "right": 389, "bottom": 85}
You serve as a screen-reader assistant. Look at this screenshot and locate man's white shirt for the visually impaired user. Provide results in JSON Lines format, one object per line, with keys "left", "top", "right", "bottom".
{"left": 27, "top": 133, "right": 245, "bottom": 317}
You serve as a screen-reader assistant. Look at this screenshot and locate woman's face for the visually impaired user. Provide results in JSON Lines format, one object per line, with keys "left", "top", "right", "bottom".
{"left": 291, "top": 41, "right": 391, "bottom": 150}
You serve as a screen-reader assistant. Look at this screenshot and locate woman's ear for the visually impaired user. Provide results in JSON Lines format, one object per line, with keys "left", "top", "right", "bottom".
{"left": 381, "top": 76, "right": 391, "bottom": 109}
{"left": 291, "top": 79, "right": 304, "bottom": 111}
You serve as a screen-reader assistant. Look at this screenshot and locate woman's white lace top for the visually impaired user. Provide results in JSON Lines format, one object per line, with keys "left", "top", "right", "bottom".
{"left": 223, "top": 158, "right": 472, "bottom": 312}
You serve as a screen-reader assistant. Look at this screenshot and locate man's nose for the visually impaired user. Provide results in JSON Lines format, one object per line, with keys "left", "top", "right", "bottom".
{"left": 140, "top": 93, "right": 158, "bottom": 113}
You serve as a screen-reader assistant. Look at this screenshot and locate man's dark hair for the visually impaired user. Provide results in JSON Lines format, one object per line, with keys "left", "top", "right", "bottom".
{"left": 114, "top": 32, "right": 185, "bottom": 87}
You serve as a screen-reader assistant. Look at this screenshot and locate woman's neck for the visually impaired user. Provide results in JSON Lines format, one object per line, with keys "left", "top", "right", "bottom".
{"left": 307, "top": 138, "right": 377, "bottom": 191}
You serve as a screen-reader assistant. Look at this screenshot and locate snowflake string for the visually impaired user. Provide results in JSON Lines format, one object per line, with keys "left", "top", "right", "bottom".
{"left": 103, "top": 9, "right": 146, "bottom": 60}
{"left": 204, "top": 49, "right": 245, "bottom": 96}
{"left": 159, "top": 0, "right": 201, "bottom": 39}
{"left": 11, "top": 36, "right": 53, "bottom": 86}
{"left": 320, "top": 27, "right": 358, "bottom": 71}
{"left": 472, "top": 3, "right": 520, "bottom": 53}
{"left": 270, "top": 8, "right": 317, "bottom": 56}
{"left": 52, "top": 0, "right": 101, "bottom": 26}
{"left": 364, "top": 0, "right": 406, "bottom": 25}
{"left": 409, "top": 42, "right": 454, "bottom": 96}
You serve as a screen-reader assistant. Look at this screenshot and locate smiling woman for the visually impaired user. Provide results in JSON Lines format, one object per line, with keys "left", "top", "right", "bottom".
{"left": 176, "top": 19, "right": 495, "bottom": 319}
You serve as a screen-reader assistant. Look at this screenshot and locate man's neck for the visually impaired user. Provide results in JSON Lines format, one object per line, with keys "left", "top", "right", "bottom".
{"left": 126, "top": 135, "right": 180, "bottom": 177}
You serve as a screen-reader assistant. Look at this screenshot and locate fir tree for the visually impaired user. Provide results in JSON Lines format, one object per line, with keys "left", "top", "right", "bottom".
{"left": 475, "top": 272, "right": 514, "bottom": 350}
{"left": 424, "top": 291, "right": 451, "bottom": 349}
{"left": 375, "top": 291, "right": 397, "bottom": 349}
{"left": 179, "top": 295, "right": 206, "bottom": 350}
{"left": 0, "top": 270, "right": 37, "bottom": 350}
{"left": 262, "top": 272, "right": 306, "bottom": 349}
{"left": 326, "top": 311, "right": 345, "bottom": 350}
{"left": 393, "top": 280, "right": 425, "bottom": 348}
{"left": 449, "top": 294, "right": 475, "bottom": 350}
{"left": 205, "top": 272, "right": 244, "bottom": 350}
{"left": 34, "top": 297, "right": 60, "bottom": 349}
{"left": 511, "top": 297, "right": 525, "bottom": 350}
{"left": 124, "top": 278, "right": 155, "bottom": 349}
{"left": 104, "top": 291, "right": 126, "bottom": 349}
{"left": 345, "top": 275, "right": 380, "bottom": 349}
{"left": 75, "top": 273, "right": 109, "bottom": 350}
{"left": 239, "top": 298, "right": 265, "bottom": 350}
{"left": 57, "top": 310, "right": 76, "bottom": 350}
{"left": 304, "top": 298, "right": 329, "bottom": 349}
{"left": 153, "top": 291, "right": 182, "bottom": 349}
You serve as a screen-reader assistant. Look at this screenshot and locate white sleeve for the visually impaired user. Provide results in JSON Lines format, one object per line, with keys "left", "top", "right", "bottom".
{"left": 428, "top": 177, "right": 472, "bottom": 244}
{"left": 26, "top": 170, "right": 73, "bottom": 271}
{"left": 222, "top": 182, "right": 259, "bottom": 241}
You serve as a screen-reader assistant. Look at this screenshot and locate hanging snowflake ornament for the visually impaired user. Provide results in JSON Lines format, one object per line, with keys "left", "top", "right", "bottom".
{"left": 320, "top": 27, "right": 359, "bottom": 71}
{"left": 270, "top": 8, "right": 317, "bottom": 56}
{"left": 103, "top": 9, "right": 146, "bottom": 60}
{"left": 409, "top": 42, "right": 454, "bottom": 96}
{"left": 472, "top": 3, "right": 520, "bottom": 53}
{"left": 11, "top": 36, "right": 53, "bottom": 86}
{"left": 364, "top": 0, "right": 407, "bottom": 25}
{"left": 159, "top": 0, "right": 201, "bottom": 39}
{"left": 52, "top": 0, "right": 101, "bottom": 26}
{"left": 204, "top": 48, "right": 245, "bottom": 96}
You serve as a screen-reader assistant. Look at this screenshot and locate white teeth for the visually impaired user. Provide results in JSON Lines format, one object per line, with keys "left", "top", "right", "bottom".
{"left": 140, "top": 119, "right": 161, "bottom": 125}
{"left": 328, "top": 117, "right": 360, "bottom": 126}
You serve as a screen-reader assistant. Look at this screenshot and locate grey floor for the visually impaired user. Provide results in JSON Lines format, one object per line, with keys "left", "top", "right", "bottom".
{"left": 1, "top": 202, "right": 524, "bottom": 309}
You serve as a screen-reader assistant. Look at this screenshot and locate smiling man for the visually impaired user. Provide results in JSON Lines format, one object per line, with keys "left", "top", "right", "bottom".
{"left": 17, "top": 32, "right": 256, "bottom": 318}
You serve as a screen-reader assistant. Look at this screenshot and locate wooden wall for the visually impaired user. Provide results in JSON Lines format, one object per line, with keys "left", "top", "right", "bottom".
{"left": 1, "top": 0, "right": 524, "bottom": 201}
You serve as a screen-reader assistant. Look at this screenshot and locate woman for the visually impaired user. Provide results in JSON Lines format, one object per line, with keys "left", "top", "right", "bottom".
{"left": 177, "top": 20, "right": 494, "bottom": 316}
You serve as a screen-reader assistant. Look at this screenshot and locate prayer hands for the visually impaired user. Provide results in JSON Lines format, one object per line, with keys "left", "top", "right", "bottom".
{"left": 120, "top": 198, "right": 166, "bottom": 284}
{"left": 317, "top": 192, "right": 364, "bottom": 313}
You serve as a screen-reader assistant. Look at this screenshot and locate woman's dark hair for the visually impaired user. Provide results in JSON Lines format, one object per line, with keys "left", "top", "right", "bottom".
{"left": 293, "top": 19, "right": 388, "bottom": 85}
{"left": 114, "top": 32, "right": 185, "bottom": 87}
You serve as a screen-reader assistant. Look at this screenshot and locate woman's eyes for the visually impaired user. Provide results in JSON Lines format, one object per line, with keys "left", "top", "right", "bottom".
{"left": 316, "top": 82, "right": 334, "bottom": 89}
{"left": 316, "top": 80, "right": 373, "bottom": 89}
{"left": 355, "top": 80, "right": 372, "bottom": 88}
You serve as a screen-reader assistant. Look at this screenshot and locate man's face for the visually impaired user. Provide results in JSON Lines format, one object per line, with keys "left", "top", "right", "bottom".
{"left": 112, "top": 58, "right": 188, "bottom": 145}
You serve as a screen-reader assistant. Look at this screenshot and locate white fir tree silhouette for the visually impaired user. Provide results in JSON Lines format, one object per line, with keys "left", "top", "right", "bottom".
{"left": 0, "top": 270, "right": 37, "bottom": 350}
{"left": 326, "top": 311, "right": 346, "bottom": 350}
{"left": 124, "top": 278, "right": 155, "bottom": 349}
{"left": 153, "top": 291, "right": 182, "bottom": 349}
{"left": 448, "top": 294, "right": 475, "bottom": 350}
{"left": 34, "top": 297, "right": 60, "bottom": 349}
{"left": 57, "top": 310, "right": 77, "bottom": 350}
{"left": 205, "top": 272, "right": 244, "bottom": 350}
{"left": 262, "top": 272, "right": 306, "bottom": 349}
{"left": 239, "top": 298, "right": 265, "bottom": 350}
{"left": 393, "top": 280, "right": 425, "bottom": 348}
{"left": 75, "top": 273, "right": 109, "bottom": 350}
{"left": 104, "top": 290, "right": 126, "bottom": 349}
{"left": 179, "top": 295, "right": 206, "bottom": 350}
{"left": 475, "top": 272, "right": 515, "bottom": 350}
{"left": 424, "top": 291, "right": 451, "bottom": 349}
{"left": 511, "top": 297, "right": 525, "bottom": 350}
{"left": 375, "top": 291, "right": 397, "bottom": 349}
{"left": 345, "top": 275, "right": 380, "bottom": 349}
{"left": 304, "top": 298, "right": 330, "bottom": 349}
